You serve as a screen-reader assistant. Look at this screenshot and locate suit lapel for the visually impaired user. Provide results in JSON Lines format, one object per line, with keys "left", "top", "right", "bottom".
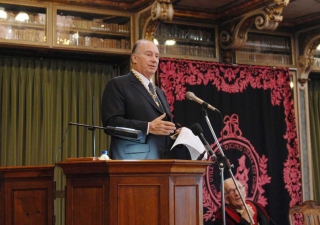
{"left": 156, "top": 87, "right": 172, "bottom": 121}
{"left": 129, "top": 72, "right": 163, "bottom": 114}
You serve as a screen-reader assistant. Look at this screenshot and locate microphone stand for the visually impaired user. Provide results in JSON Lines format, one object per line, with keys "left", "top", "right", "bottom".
{"left": 91, "top": 97, "right": 96, "bottom": 157}
{"left": 201, "top": 108, "right": 254, "bottom": 225}
{"left": 69, "top": 96, "right": 97, "bottom": 157}
{"left": 69, "top": 122, "right": 105, "bottom": 157}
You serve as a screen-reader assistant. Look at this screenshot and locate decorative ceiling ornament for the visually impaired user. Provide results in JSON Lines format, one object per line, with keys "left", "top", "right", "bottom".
{"left": 258, "top": 0, "right": 290, "bottom": 30}
{"left": 151, "top": 0, "right": 174, "bottom": 21}
{"left": 219, "top": 0, "right": 290, "bottom": 52}
{"left": 296, "top": 29, "right": 320, "bottom": 85}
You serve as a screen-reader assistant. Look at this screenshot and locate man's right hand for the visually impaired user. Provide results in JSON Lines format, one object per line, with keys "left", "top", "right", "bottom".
{"left": 149, "top": 113, "right": 176, "bottom": 135}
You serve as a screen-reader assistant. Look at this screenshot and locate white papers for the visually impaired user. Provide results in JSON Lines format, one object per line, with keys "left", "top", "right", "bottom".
{"left": 171, "top": 127, "right": 207, "bottom": 160}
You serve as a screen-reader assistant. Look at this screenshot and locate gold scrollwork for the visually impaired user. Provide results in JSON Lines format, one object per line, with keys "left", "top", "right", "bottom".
{"left": 257, "top": 0, "right": 289, "bottom": 30}
{"left": 221, "top": 50, "right": 233, "bottom": 64}
{"left": 142, "top": 1, "right": 174, "bottom": 41}
{"left": 142, "top": 17, "right": 160, "bottom": 40}
{"left": 298, "top": 56, "right": 314, "bottom": 74}
{"left": 255, "top": 13, "right": 279, "bottom": 31}
{"left": 219, "top": 0, "right": 290, "bottom": 53}
{"left": 264, "top": 1, "right": 288, "bottom": 21}
{"left": 297, "top": 30, "right": 320, "bottom": 83}
{"left": 151, "top": 1, "right": 174, "bottom": 21}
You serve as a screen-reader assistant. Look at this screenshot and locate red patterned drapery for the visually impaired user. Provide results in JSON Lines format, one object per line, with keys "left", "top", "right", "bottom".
{"left": 158, "top": 58, "right": 302, "bottom": 225}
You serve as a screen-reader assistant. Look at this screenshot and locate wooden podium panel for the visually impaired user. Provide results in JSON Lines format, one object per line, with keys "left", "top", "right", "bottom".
{"left": 57, "top": 158, "right": 212, "bottom": 225}
{"left": 0, "top": 165, "right": 55, "bottom": 225}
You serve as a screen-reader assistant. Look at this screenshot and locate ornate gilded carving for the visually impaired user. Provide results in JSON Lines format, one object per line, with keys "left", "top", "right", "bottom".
{"left": 297, "top": 29, "right": 320, "bottom": 85}
{"left": 221, "top": 50, "right": 233, "bottom": 64}
{"left": 297, "top": 56, "right": 314, "bottom": 83}
{"left": 219, "top": 0, "right": 290, "bottom": 52}
{"left": 142, "top": 0, "right": 174, "bottom": 40}
{"left": 262, "top": 0, "right": 289, "bottom": 22}
{"left": 151, "top": 0, "right": 174, "bottom": 21}
{"left": 142, "top": 17, "right": 160, "bottom": 40}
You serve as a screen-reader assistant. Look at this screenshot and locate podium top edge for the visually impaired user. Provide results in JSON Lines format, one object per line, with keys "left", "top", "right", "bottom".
{"left": 62, "top": 157, "right": 212, "bottom": 164}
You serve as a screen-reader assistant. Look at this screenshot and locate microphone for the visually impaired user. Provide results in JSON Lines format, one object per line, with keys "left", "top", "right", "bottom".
{"left": 196, "top": 151, "right": 207, "bottom": 160}
{"left": 68, "top": 122, "right": 142, "bottom": 140}
{"left": 190, "top": 123, "right": 216, "bottom": 159}
{"left": 186, "top": 92, "right": 218, "bottom": 112}
{"left": 105, "top": 126, "right": 142, "bottom": 140}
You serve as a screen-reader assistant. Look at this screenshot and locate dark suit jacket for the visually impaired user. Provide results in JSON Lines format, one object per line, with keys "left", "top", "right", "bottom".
{"left": 101, "top": 71, "right": 174, "bottom": 159}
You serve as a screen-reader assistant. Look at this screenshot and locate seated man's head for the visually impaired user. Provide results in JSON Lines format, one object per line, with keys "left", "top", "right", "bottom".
{"left": 224, "top": 178, "right": 246, "bottom": 209}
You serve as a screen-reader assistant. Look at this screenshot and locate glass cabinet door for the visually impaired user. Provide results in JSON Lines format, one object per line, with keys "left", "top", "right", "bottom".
{"left": 236, "top": 32, "right": 294, "bottom": 67}
{"left": 0, "top": 1, "right": 49, "bottom": 46}
{"left": 154, "top": 22, "right": 218, "bottom": 61}
{"left": 53, "top": 5, "right": 132, "bottom": 54}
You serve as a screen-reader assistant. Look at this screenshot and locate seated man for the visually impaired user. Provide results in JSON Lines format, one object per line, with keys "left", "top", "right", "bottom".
{"left": 214, "top": 178, "right": 271, "bottom": 225}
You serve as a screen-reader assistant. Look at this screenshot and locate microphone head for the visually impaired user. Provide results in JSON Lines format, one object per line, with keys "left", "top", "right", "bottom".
{"left": 190, "top": 123, "right": 203, "bottom": 136}
{"left": 186, "top": 91, "right": 195, "bottom": 100}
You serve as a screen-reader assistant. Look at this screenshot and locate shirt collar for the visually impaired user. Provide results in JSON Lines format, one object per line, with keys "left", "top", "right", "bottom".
{"left": 132, "top": 69, "right": 151, "bottom": 87}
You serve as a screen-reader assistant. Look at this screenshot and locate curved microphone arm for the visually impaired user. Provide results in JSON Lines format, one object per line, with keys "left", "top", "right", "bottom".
{"left": 69, "top": 122, "right": 106, "bottom": 130}
{"left": 69, "top": 122, "right": 142, "bottom": 156}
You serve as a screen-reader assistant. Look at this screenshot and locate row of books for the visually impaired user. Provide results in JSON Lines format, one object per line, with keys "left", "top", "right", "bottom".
{"left": 57, "top": 32, "right": 130, "bottom": 49}
{"left": 158, "top": 44, "right": 215, "bottom": 58}
{"left": 56, "top": 15, "right": 130, "bottom": 33}
{"left": 237, "top": 51, "right": 292, "bottom": 65}
{"left": 0, "top": 25, "right": 46, "bottom": 42}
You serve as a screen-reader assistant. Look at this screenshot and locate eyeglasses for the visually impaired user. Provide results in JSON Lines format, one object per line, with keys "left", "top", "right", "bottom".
{"left": 226, "top": 186, "right": 246, "bottom": 195}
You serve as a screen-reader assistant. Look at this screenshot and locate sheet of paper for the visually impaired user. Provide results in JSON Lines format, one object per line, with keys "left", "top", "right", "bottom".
{"left": 171, "top": 127, "right": 207, "bottom": 160}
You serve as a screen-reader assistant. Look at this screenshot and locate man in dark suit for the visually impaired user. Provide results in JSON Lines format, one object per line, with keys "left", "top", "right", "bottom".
{"left": 101, "top": 39, "right": 179, "bottom": 159}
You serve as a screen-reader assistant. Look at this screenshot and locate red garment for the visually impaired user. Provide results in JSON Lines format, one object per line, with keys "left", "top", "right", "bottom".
{"left": 214, "top": 201, "right": 270, "bottom": 225}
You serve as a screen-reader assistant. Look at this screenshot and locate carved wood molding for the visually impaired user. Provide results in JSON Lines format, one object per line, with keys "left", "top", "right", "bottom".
{"left": 297, "top": 28, "right": 320, "bottom": 86}
{"left": 142, "top": 17, "right": 160, "bottom": 40}
{"left": 151, "top": 0, "right": 174, "bottom": 21}
{"left": 142, "top": 0, "right": 174, "bottom": 40}
{"left": 34, "top": 0, "right": 154, "bottom": 12}
{"left": 219, "top": 0, "right": 289, "bottom": 63}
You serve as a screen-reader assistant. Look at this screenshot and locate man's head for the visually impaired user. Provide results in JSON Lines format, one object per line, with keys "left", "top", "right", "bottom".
{"left": 224, "top": 178, "right": 246, "bottom": 209}
{"left": 131, "top": 39, "right": 159, "bottom": 80}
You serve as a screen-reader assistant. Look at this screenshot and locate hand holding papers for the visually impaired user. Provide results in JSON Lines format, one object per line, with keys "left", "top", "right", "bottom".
{"left": 171, "top": 127, "right": 207, "bottom": 160}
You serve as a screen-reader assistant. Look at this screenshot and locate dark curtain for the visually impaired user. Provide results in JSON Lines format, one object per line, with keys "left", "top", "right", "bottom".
{"left": 0, "top": 55, "right": 118, "bottom": 224}
{"left": 158, "top": 58, "right": 301, "bottom": 225}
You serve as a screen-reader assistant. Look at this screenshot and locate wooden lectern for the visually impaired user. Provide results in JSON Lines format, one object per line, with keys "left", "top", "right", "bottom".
{"left": 0, "top": 165, "right": 55, "bottom": 225}
{"left": 57, "top": 158, "right": 212, "bottom": 225}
